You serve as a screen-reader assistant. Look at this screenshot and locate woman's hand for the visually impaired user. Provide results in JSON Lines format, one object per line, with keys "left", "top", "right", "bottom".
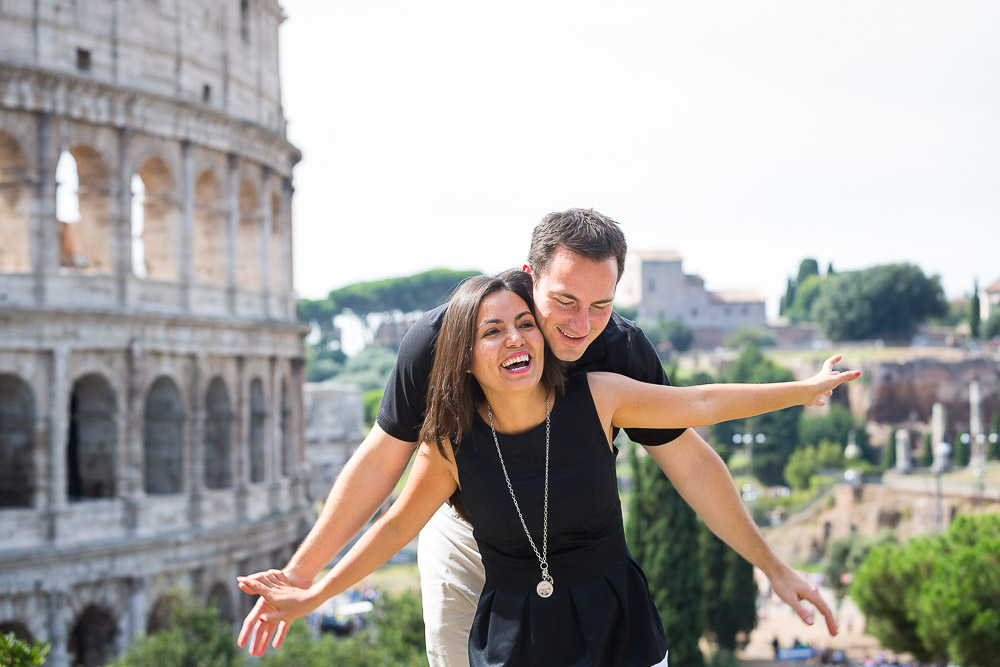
{"left": 237, "top": 569, "right": 323, "bottom": 625}
{"left": 802, "top": 355, "right": 860, "bottom": 406}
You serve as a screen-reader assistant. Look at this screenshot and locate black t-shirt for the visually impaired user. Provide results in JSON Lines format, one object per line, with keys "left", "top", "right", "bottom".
{"left": 377, "top": 305, "right": 685, "bottom": 447}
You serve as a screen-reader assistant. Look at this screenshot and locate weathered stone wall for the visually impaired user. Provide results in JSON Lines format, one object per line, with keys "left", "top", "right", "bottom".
{"left": 0, "top": 2, "right": 307, "bottom": 665}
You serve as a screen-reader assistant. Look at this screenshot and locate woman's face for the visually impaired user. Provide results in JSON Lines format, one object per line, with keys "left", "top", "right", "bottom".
{"left": 468, "top": 289, "right": 545, "bottom": 397}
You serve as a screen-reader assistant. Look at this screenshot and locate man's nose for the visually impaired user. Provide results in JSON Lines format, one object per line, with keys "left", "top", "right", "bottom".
{"left": 568, "top": 308, "right": 590, "bottom": 335}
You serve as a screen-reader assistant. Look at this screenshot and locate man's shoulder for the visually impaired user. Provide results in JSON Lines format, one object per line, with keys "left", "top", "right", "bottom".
{"left": 598, "top": 310, "right": 645, "bottom": 346}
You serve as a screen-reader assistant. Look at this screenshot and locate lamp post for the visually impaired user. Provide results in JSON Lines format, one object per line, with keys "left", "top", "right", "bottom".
{"left": 732, "top": 431, "right": 766, "bottom": 521}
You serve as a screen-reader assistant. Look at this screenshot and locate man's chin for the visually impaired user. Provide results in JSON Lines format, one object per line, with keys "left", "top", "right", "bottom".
{"left": 551, "top": 343, "right": 587, "bottom": 363}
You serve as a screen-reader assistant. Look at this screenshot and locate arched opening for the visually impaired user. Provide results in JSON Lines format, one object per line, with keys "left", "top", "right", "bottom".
{"left": 280, "top": 379, "right": 293, "bottom": 477}
{"left": 207, "top": 582, "right": 235, "bottom": 625}
{"left": 143, "top": 376, "right": 185, "bottom": 495}
{"left": 0, "top": 620, "right": 33, "bottom": 642}
{"left": 132, "top": 157, "right": 179, "bottom": 280}
{"left": 249, "top": 378, "right": 266, "bottom": 483}
{"left": 193, "top": 170, "right": 226, "bottom": 285}
{"left": 0, "top": 374, "right": 36, "bottom": 508}
{"left": 146, "top": 593, "right": 179, "bottom": 634}
{"left": 204, "top": 377, "right": 232, "bottom": 490}
{"left": 0, "top": 131, "right": 31, "bottom": 273}
{"left": 269, "top": 192, "right": 284, "bottom": 293}
{"left": 67, "top": 374, "right": 117, "bottom": 501}
{"left": 237, "top": 181, "right": 261, "bottom": 290}
{"left": 68, "top": 605, "right": 117, "bottom": 667}
{"left": 56, "top": 147, "right": 112, "bottom": 274}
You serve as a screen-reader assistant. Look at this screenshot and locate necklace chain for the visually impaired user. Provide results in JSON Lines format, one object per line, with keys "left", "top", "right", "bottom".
{"left": 487, "top": 396, "right": 553, "bottom": 597}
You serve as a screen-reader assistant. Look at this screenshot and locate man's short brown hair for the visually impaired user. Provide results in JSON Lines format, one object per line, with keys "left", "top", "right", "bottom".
{"left": 527, "top": 208, "right": 627, "bottom": 282}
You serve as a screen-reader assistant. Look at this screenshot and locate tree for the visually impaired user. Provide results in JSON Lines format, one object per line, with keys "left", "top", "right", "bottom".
{"left": 111, "top": 593, "right": 242, "bottom": 667}
{"left": 641, "top": 318, "right": 694, "bottom": 355}
{"left": 823, "top": 530, "right": 895, "bottom": 603}
{"left": 919, "top": 432, "right": 933, "bottom": 467}
{"left": 724, "top": 327, "right": 776, "bottom": 350}
{"left": 796, "top": 259, "right": 819, "bottom": 286}
{"left": 328, "top": 346, "right": 399, "bottom": 392}
{"left": 826, "top": 262, "right": 835, "bottom": 276}
{"left": 258, "top": 590, "right": 427, "bottom": 667}
{"left": 363, "top": 388, "right": 383, "bottom": 426}
{"left": 700, "top": 528, "right": 756, "bottom": 652}
{"left": 784, "top": 274, "right": 826, "bottom": 323}
{"left": 883, "top": 428, "right": 897, "bottom": 470}
{"left": 851, "top": 537, "right": 944, "bottom": 663}
{"left": 984, "top": 310, "right": 1000, "bottom": 339}
{"left": 811, "top": 264, "right": 947, "bottom": 342}
{"left": 991, "top": 413, "right": 1000, "bottom": 460}
{"left": 952, "top": 432, "right": 970, "bottom": 467}
{"left": 710, "top": 346, "right": 801, "bottom": 486}
{"left": 968, "top": 279, "right": 981, "bottom": 339}
{"left": 627, "top": 444, "right": 706, "bottom": 667}
{"left": 779, "top": 278, "right": 796, "bottom": 317}
{"left": 853, "top": 514, "right": 1000, "bottom": 666}
{"left": 0, "top": 633, "right": 50, "bottom": 667}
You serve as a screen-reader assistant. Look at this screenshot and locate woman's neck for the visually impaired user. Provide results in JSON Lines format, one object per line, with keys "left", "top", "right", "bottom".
{"left": 479, "top": 384, "right": 550, "bottom": 435}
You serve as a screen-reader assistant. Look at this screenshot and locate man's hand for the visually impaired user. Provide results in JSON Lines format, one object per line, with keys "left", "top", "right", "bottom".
{"left": 769, "top": 566, "right": 838, "bottom": 636}
{"left": 236, "top": 568, "right": 314, "bottom": 657}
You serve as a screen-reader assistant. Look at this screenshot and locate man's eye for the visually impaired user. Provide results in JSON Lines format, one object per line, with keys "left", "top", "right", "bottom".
{"left": 592, "top": 304, "right": 609, "bottom": 311}
{"left": 555, "top": 299, "right": 572, "bottom": 307}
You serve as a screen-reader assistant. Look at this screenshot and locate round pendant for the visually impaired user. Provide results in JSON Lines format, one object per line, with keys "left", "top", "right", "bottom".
{"left": 536, "top": 580, "right": 554, "bottom": 598}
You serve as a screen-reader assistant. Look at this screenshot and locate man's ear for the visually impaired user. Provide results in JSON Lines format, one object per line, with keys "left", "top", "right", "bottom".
{"left": 522, "top": 263, "right": 532, "bottom": 276}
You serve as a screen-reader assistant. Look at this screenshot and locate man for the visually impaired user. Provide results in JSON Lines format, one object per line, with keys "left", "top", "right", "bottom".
{"left": 238, "top": 209, "right": 836, "bottom": 663}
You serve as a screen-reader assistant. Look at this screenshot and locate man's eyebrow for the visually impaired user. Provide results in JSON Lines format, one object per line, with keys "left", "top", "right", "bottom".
{"left": 550, "top": 290, "right": 614, "bottom": 305}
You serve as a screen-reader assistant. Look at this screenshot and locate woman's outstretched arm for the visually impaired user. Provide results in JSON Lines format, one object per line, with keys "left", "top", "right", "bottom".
{"left": 591, "top": 355, "right": 860, "bottom": 432}
{"left": 237, "top": 441, "right": 459, "bottom": 625}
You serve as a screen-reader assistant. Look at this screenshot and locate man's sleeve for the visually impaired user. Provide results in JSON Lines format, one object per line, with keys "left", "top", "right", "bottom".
{"left": 376, "top": 315, "right": 439, "bottom": 443}
{"left": 622, "top": 327, "right": 686, "bottom": 447}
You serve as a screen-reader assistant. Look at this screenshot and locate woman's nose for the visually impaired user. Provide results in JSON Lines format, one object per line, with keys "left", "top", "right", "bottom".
{"left": 505, "top": 327, "right": 525, "bottom": 345}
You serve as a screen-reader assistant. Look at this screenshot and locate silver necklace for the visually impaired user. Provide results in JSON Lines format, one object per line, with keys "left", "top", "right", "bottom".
{"left": 487, "top": 396, "right": 554, "bottom": 598}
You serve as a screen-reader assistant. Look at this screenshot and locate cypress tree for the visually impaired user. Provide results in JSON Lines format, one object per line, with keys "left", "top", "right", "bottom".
{"left": 919, "top": 433, "right": 933, "bottom": 468}
{"left": 953, "top": 432, "right": 970, "bottom": 467}
{"left": 627, "top": 443, "right": 706, "bottom": 667}
{"left": 826, "top": 262, "right": 835, "bottom": 276}
{"left": 969, "top": 279, "right": 981, "bottom": 340}
{"left": 700, "top": 526, "right": 757, "bottom": 651}
{"left": 990, "top": 414, "right": 1000, "bottom": 461}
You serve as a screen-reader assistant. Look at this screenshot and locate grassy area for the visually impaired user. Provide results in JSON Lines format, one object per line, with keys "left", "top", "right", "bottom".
{"left": 358, "top": 563, "right": 421, "bottom": 594}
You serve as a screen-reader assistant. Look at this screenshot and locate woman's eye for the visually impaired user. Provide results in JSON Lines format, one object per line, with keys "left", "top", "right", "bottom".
{"left": 519, "top": 320, "right": 535, "bottom": 329}
{"left": 483, "top": 328, "right": 499, "bottom": 337}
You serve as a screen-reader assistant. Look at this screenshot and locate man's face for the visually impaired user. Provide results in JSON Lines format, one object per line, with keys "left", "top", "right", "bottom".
{"left": 528, "top": 246, "right": 618, "bottom": 362}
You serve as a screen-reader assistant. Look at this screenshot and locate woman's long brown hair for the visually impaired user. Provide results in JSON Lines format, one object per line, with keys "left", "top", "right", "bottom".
{"left": 418, "top": 269, "right": 566, "bottom": 459}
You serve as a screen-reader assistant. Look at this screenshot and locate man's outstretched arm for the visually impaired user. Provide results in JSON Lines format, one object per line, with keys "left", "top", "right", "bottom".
{"left": 642, "top": 428, "right": 838, "bottom": 636}
{"left": 238, "top": 422, "right": 416, "bottom": 657}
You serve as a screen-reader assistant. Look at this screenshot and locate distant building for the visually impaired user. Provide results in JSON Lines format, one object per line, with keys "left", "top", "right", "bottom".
{"left": 304, "top": 382, "right": 367, "bottom": 501}
{"left": 984, "top": 277, "right": 1000, "bottom": 321}
{"left": 617, "top": 251, "right": 767, "bottom": 348}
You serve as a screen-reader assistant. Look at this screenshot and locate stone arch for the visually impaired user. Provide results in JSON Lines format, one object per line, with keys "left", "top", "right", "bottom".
{"left": 56, "top": 146, "right": 113, "bottom": 274}
{"left": 143, "top": 376, "right": 185, "bottom": 495}
{"left": 204, "top": 377, "right": 233, "bottom": 490}
{"left": 0, "top": 131, "right": 32, "bottom": 273}
{"left": 269, "top": 190, "right": 284, "bottom": 292}
{"left": 207, "top": 582, "right": 234, "bottom": 625}
{"left": 280, "top": 378, "right": 293, "bottom": 477}
{"left": 237, "top": 180, "right": 262, "bottom": 290}
{"left": 193, "top": 170, "right": 226, "bottom": 285}
{"left": 68, "top": 605, "right": 118, "bottom": 667}
{"left": 0, "top": 620, "right": 33, "bottom": 642}
{"left": 146, "top": 592, "right": 179, "bottom": 634}
{"left": 67, "top": 373, "right": 117, "bottom": 501}
{"left": 249, "top": 378, "right": 267, "bottom": 483}
{"left": 132, "top": 157, "right": 179, "bottom": 281}
{"left": 0, "top": 374, "right": 36, "bottom": 508}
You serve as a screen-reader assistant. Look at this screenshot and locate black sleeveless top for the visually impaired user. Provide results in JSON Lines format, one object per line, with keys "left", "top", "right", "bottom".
{"left": 453, "top": 374, "right": 668, "bottom": 667}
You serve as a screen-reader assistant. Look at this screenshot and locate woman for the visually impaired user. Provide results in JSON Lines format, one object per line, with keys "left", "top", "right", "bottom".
{"left": 238, "top": 273, "right": 859, "bottom": 666}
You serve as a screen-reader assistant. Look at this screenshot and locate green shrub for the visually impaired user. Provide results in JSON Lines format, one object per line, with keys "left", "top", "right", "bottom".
{"left": 0, "top": 633, "right": 51, "bottom": 667}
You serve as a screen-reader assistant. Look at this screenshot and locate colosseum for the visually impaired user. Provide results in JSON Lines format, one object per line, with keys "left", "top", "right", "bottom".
{"left": 0, "top": 2, "right": 311, "bottom": 665}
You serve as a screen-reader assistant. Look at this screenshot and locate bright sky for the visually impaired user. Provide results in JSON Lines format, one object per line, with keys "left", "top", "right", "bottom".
{"left": 279, "top": 1, "right": 999, "bottom": 319}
